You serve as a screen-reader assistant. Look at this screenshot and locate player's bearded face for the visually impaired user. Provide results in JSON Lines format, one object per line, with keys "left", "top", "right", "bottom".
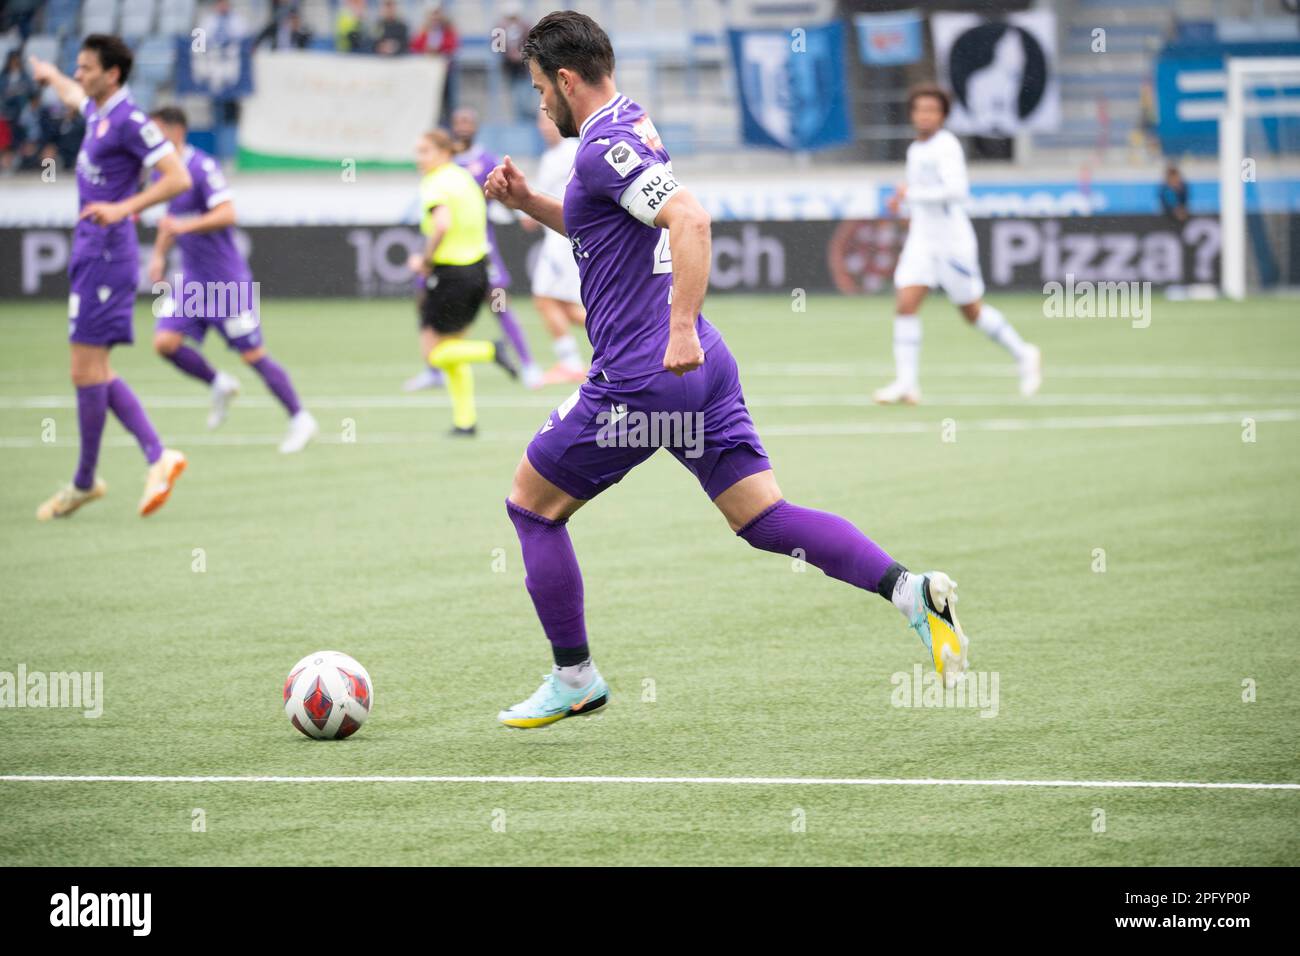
{"left": 534, "top": 65, "right": 578, "bottom": 138}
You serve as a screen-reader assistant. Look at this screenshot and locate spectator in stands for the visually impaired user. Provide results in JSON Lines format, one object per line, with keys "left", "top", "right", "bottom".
{"left": 12, "top": 91, "right": 55, "bottom": 171}
{"left": 1, "top": 50, "right": 34, "bottom": 123}
{"left": 412, "top": 6, "right": 459, "bottom": 124}
{"left": 375, "top": 0, "right": 410, "bottom": 56}
{"left": 0, "top": 0, "right": 41, "bottom": 40}
{"left": 1159, "top": 164, "right": 1189, "bottom": 223}
{"left": 495, "top": 1, "right": 533, "bottom": 121}
{"left": 336, "top": 0, "right": 373, "bottom": 53}
{"left": 256, "top": 1, "right": 314, "bottom": 51}
{"left": 200, "top": 0, "right": 251, "bottom": 45}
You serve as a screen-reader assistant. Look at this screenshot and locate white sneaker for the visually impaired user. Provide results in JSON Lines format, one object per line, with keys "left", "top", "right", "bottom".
{"left": 403, "top": 368, "right": 443, "bottom": 392}
{"left": 872, "top": 380, "right": 921, "bottom": 405}
{"left": 208, "top": 371, "right": 240, "bottom": 429}
{"left": 279, "top": 410, "right": 318, "bottom": 454}
{"left": 1019, "top": 345, "right": 1042, "bottom": 398}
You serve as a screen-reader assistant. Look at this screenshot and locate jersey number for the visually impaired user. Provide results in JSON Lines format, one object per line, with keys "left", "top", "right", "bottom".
{"left": 652, "top": 228, "right": 672, "bottom": 274}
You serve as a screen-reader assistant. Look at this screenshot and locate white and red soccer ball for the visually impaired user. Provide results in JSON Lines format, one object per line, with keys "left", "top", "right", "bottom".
{"left": 283, "top": 651, "right": 373, "bottom": 740}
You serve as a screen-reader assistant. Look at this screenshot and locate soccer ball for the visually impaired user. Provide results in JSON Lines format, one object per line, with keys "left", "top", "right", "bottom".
{"left": 283, "top": 651, "right": 373, "bottom": 740}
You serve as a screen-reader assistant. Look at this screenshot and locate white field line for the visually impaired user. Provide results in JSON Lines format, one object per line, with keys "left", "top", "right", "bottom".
{"left": 3, "top": 392, "right": 1300, "bottom": 410}
{"left": 2, "top": 408, "right": 1297, "bottom": 448}
{"left": 0, "top": 774, "right": 1296, "bottom": 791}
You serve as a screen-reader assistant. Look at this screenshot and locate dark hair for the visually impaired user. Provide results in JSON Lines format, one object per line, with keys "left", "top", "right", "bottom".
{"left": 520, "top": 11, "right": 614, "bottom": 85}
{"left": 907, "top": 83, "right": 950, "bottom": 117}
{"left": 151, "top": 105, "right": 188, "bottom": 129}
{"left": 81, "top": 34, "right": 134, "bottom": 85}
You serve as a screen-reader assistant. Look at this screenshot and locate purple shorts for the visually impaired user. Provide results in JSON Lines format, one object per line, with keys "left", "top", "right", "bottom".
{"left": 68, "top": 254, "right": 138, "bottom": 347}
{"left": 527, "top": 336, "right": 771, "bottom": 501}
{"left": 154, "top": 276, "right": 264, "bottom": 352}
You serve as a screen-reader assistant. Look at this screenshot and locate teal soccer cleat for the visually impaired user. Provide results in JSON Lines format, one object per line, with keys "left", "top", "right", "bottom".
{"left": 498, "top": 671, "right": 610, "bottom": 729}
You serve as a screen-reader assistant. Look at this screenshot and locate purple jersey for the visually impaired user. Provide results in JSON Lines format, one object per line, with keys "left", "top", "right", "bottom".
{"left": 566, "top": 94, "right": 719, "bottom": 379}
{"left": 73, "top": 86, "right": 173, "bottom": 264}
{"left": 156, "top": 144, "right": 249, "bottom": 282}
{"left": 455, "top": 142, "right": 498, "bottom": 189}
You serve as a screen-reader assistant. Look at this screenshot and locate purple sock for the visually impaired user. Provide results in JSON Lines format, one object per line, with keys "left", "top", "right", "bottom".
{"left": 107, "top": 378, "right": 162, "bottom": 465}
{"left": 166, "top": 344, "right": 216, "bottom": 385}
{"left": 506, "top": 499, "right": 588, "bottom": 661}
{"left": 494, "top": 307, "right": 533, "bottom": 366}
{"left": 251, "top": 356, "right": 302, "bottom": 416}
{"left": 73, "top": 383, "right": 110, "bottom": 491}
{"left": 737, "top": 499, "right": 898, "bottom": 595}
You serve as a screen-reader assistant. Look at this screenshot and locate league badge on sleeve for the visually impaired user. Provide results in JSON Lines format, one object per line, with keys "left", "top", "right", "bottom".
{"left": 604, "top": 142, "right": 640, "bottom": 177}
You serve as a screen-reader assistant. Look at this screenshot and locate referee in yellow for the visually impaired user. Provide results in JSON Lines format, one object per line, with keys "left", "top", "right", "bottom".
{"left": 407, "top": 129, "right": 517, "bottom": 435}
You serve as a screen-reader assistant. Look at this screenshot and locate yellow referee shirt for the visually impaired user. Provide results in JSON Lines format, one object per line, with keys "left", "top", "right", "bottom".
{"left": 419, "top": 162, "right": 488, "bottom": 266}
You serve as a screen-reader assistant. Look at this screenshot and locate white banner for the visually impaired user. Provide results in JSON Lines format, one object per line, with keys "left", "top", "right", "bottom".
{"left": 931, "top": 11, "right": 1060, "bottom": 136}
{"left": 239, "top": 50, "right": 445, "bottom": 164}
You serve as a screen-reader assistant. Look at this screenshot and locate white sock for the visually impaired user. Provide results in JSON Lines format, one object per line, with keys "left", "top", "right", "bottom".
{"left": 554, "top": 659, "right": 595, "bottom": 688}
{"left": 974, "top": 304, "right": 1028, "bottom": 361}
{"left": 891, "top": 571, "right": 919, "bottom": 619}
{"left": 553, "top": 333, "right": 581, "bottom": 368}
{"left": 893, "top": 316, "right": 921, "bottom": 389}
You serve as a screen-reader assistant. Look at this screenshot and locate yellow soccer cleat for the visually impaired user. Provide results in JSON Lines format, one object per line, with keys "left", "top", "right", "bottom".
{"left": 36, "top": 478, "right": 107, "bottom": 521}
{"left": 904, "top": 571, "right": 970, "bottom": 688}
{"left": 139, "top": 449, "right": 187, "bottom": 517}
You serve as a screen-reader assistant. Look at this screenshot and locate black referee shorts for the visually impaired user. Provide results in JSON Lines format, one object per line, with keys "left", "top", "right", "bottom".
{"left": 417, "top": 258, "right": 489, "bottom": 335}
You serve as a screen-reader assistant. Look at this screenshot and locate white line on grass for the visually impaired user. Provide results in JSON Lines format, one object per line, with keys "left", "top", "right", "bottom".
{"left": 5, "top": 393, "right": 1300, "bottom": 410}
{"left": 2, "top": 408, "right": 1296, "bottom": 448}
{"left": 1, "top": 774, "right": 1296, "bottom": 790}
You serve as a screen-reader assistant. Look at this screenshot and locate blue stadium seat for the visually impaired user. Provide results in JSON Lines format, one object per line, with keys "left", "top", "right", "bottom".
{"left": 120, "top": 0, "right": 158, "bottom": 39}
{"left": 134, "top": 35, "right": 177, "bottom": 87}
{"left": 58, "top": 35, "right": 80, "bottom": 75}
{"left": 22, "top": 34, "right": 59, "bottom": 69}
{"left": 157, "top": 0, "right": 198, "bottom": 37}
{"left": 81, "top": 0, "right": 120, "bottom": 37}
{"left": 41, "top": 0, "right": 82, "bottom": 37}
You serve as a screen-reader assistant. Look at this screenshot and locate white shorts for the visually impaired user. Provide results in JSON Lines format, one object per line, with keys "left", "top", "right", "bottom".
{"left": 893, "top": 233, "right": 985, "bottom": 306}
{"left": 531, "top": 235, "right": 582, "bottom": 304}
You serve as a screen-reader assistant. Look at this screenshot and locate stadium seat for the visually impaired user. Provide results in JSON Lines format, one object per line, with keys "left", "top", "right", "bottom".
{"left": 134, "top": 35, "right": 177, "bottom": 86}
{"left": 120, "top": 0, "right": 157, "bottom": 39}
{"left": 81, "top": 0, "right": 120, "bottom": 37}
{"left": 22, "top": 34, "right": 59, "bottom": 69}
{"left": 58, "top": 34, "right": 80, "bottom": 75}
{"left": 41, "top": 0, "right": 82, "bottom": 37}
{"left": 157, "top": 0, "right": 198, "bottom": 37}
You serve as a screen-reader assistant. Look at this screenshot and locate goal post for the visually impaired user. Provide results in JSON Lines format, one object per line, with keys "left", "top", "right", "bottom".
{"left": 1218, "top": 57, "right": 1300, "bottom": 300}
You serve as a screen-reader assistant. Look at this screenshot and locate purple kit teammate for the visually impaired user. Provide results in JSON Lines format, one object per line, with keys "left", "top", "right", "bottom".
{"left": 486, "top": 13, "right": 971, "bottom": 728}
{"left": 147, "top": 106, "right": 318, "bottom": 454}
{"left": 31, "top": 37, "right": 190, "bottom": 522}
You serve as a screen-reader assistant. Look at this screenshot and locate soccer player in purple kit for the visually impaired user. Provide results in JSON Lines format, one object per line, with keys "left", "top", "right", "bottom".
{"left": 146, "top": 106, "right": 318, "bottom": 454}
{"left": 30, "top": 37, "right": 191, "bottom": 521}
{"left": 486, "top": 13, "right": 971, "bottom": 728}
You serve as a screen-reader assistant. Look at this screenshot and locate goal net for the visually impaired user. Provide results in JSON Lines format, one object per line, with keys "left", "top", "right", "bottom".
{"left": 1219, "top": 57, "right": 1300, "bottom": 298}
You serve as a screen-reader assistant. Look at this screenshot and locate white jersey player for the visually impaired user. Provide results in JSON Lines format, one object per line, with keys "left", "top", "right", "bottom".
{"left": 524, "top": 104, "right": 587, "bottom": 385}
{"left": 875, "top": 85, "right": 1041, "bottom": 404}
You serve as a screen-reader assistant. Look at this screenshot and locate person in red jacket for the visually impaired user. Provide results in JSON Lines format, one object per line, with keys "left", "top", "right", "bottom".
{"left": 412, "top": 6, "right": 459, "bottom": 123}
